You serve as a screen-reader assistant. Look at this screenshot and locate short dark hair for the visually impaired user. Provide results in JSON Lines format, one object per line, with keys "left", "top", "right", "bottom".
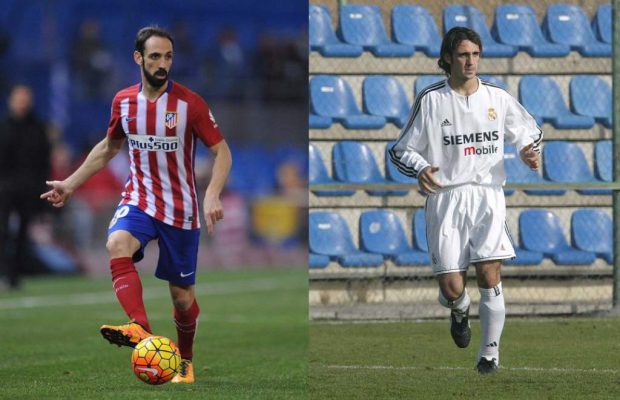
{"left": 134, "top": 26, "right": 174, "bottom": 55}
{"left": 438, "top": 27, "right": 483, "bottom": 75}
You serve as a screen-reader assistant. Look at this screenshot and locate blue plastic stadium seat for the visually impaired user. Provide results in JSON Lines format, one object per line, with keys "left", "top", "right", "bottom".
{"left": 503, "top": 247, "right": 544, "bottom": 266}
{"left": 519, "top": 76, "right": 595, "bottom": 129}
{"left": 310, "top": 75, "right": 386, "bottom": 129}
{"left": 569, "top": 76, "right": 612, "bottom": 128}
{"left": 309, "top": 144, "right": 354, "bottom": 197}
{"left": 543, "top": 141, "right": 610, "bottom": 195}
{"left": 391, "top": 5, "right": 442, "bottom": 57}
{"left": 385, "top": 141, "right": 418, "bottom": 194}
{"left": 592, "top": 4, "right": 611, "bottom": 44}
{"left": 339, "top": 5, "right": 415, "bottom": 57}
{"left": 479, "top": 75, "right": 508, "bottom": 91}
{"left": 571, "top": 209, "right": 612, "bottom": 264}
{"left": 543, "top": 4, "right": 611, "bottom": 57}
{"left": 414, "top": 75, "right": 445, "bottom": 97}
{"left": 309, "top": 253, "right": 331, "bottom": 269}
{"left": 594, "top": 140, "right": 611, "bottom": 183}
{"left": 309, "top": 212, "right": 384, "bottom": 267}
{"left": 333, "top": 141, "right": 404, "bottom": 196}
{"left": 360, "top": 211, "right": 429, "bottom": 266}
{"left": 519, "top": 209, "right": 596, "bottom": 265}
{"left": 309, "top": 5, "right": 363, "bottom": 57}
{"left": 503, "top": 144, "right": 565, "bottom": 195}
{"left": 493, "top": 5, "right": 570, "bottom": 57}
{"left": 443, "top": 5, "right": 518, "bottom": 57}
{"left": 412, "top": 209, "right": 428, "bottom": 252}
{"left": 363, "top": 76, "right": 410, "bottom": 128}
{"left": 309, "top": 113, "right": 332, "bottom": 129}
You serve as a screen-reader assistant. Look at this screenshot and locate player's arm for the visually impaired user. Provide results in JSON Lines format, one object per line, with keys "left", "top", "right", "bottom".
{"left": 40, "top": 136, "right": 125, "bottom": 208}
{"left": 203, "top": 139, "right": 232, "bottom": 235}
{"left": 504, "top": 95, "right": 543, "bottom": 170}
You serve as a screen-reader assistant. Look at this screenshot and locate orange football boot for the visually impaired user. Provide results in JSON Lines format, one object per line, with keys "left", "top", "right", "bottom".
{"left": 171, "top": 359, "right": 194, "bottom": 384}
{"left": 100, "top": 321, "right": 151, "bottom": 348}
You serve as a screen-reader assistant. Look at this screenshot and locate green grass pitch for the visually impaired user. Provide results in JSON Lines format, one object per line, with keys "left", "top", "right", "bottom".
{"left": 0, "top": 268, "right": 307, "bottom": 400}
{"left": 310, "top": 317, "right": 620, "bottom": 399}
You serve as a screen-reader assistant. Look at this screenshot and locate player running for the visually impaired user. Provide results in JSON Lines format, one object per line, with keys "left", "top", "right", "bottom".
{"left": 41, "top": 26, "right": 232, "bottom": 384}
{"left": 389, "top": 27, "right": 541, "bottom": 374}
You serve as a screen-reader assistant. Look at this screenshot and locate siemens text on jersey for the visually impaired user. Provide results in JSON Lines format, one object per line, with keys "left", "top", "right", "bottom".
{"left": 442, "top": 131, "right": 499, "bottom": 145}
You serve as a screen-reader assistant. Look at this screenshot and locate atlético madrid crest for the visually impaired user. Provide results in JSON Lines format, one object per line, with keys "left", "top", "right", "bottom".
{"left": 165, "top": 112, "right": 177, "bottom": 129}
{"left": 487, "top": 107, "right": 497, "bottom": 121}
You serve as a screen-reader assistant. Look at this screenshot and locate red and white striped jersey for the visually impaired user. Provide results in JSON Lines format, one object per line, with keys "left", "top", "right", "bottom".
{"left": 107, "top": 81, "right": 223, "bottom": 230}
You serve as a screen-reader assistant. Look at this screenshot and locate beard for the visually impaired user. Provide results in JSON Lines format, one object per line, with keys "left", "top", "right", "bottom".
{"left": 142, "top": 62, "right": 168, "bottom": 88}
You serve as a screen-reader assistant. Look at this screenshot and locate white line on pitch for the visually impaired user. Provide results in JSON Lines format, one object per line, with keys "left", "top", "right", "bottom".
{"left": 0, "top": 278, "right": 283, "bottom": 310}
{"left": 326, "top": 364, "right": 620, "bottom": 374}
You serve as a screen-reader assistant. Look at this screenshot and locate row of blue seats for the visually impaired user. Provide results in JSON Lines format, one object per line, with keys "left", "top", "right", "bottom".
{"left": 309, "top": 140, "right": 611, "bottom": 196}
{"left": 309, "top": 74, "right": 612, "bottom": 130}
{"left": 310, "top": 4, "right": 611, "bottom": 57}
{"left": 309, "top": 208, "right": 612, "bottom": 268}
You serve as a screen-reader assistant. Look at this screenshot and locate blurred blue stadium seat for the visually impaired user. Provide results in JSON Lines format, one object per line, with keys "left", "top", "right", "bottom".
{"left": 339, "top": 5, "right": 415, "bottom": 57}
{"left": 309, "top": 212, "right": 385, "bottom": 267}
{"left": 309, "top": 5, "right": 363, "bottom": 57}
{"left": 443, "top": 5, "right": 518, "bottom": 57}
{"left": 543, "top": 4, "right": 611, "bottom": 57}
{"left": 571, "top": 209, "right": 612, "bottom": 264}
{"left": 333, "top": 141, "right": 404, "bottom": 196}
{"left": 493, "top": 4, "right": 570, "bottom": 57}
{"left": 543, "top": 141, "right": 610, "bottom": 195}
{"left": 309, "top": 113, "right": 332, "bottom": 129}
{"left": 503, "top": 144, "right": 565, "bottom": 195}
{"left": 519, "top": 209, "right": 596, "bottom": 265}
{"left": 594, "top": 140, "right": 612, "bottom": 183}
{"left": 412, "top": 209, "right": 428, "bottom": 252}
{"left": 479, "top": 75, "right": 508, "bottom": 91}
{"left": 414, "top": 75, "right": 445, "bottom": 97}
{"left": 391, "top": 5, "right": 441, "bottom": 57}
{"left": 309, "top": 253, "right": 330, "bottom": 269}
{"left": 310, "top": 75, "right": 386, "bottom": 129}
{"left": 519, "top": 76, "right": 595, "bottom": 129}
{"left": 309, "top": 144, "right": 354, "bottom": 196}
{"left": 569, "top": 76, "right": 612, "bottom": 128}
{"left": 363, "top": 75, "right": 410, "bottom": 128}
{"left": 385, "top": 141, "right": 418, "bottom": 193}
{"left": 503, "top": 247, "right": 545, "bottom": 266}
{"left": 360, "top": 211, "right": 429, "bottom": 266}
{"left": 592, "top": 4, "right": 611, "bottom": 44}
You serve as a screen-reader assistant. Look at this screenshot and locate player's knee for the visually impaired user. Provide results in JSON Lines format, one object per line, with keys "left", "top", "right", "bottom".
{"left": 106, "top": 235, "right": 135, "bottom": 258}
{"left": 171, "top": 288, "right": 194, "bottom": 310}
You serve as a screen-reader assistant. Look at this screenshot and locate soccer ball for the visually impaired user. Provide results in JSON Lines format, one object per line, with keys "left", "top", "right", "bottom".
{"left": 131, "top": 336, "right": 181, "bottom": 385}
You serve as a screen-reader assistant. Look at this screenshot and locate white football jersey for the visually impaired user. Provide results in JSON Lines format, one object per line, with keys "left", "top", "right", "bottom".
{"left": 389, "top": 77, "right": 542, "bottom": 187}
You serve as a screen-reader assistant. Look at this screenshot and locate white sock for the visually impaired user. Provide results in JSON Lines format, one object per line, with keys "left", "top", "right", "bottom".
{"left": 438, "top": 288, "right": 470, "bottom": 322}
{"left": 478, "top": 282, "right": 505, "bottom": 364}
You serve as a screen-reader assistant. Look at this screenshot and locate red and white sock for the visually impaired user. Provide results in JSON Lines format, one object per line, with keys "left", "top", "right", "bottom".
{"left": 110, "top": 257, "right": 151, "bottom": 333}
{"left": 174, "top": 299, "right": 200, "bottom": 360}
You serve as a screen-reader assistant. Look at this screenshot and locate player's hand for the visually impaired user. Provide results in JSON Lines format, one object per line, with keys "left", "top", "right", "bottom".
{"left": 520, "top": 143, "right": 540, "bottom": 170}
{"left": 203, "top": 194, "right": 224, "bottom": 235}
{"left": 418, "top": 166, "right": 442, "bottom": 194}
{"left": 40, "top": 180, "right": 73, "bottom": 208}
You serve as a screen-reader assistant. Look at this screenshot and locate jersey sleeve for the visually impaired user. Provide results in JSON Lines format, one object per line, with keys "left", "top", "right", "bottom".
{"left": 106, "top": 95, "right": 125, "bottom": 140}
{"left": 190, "top": 96, "right": 224, "bottom": 147}
{"left": 388, "top": 96, "right": 430, "bottom": 178}
{"left": 504, "top": 95, "right": 543, "bottom": 154}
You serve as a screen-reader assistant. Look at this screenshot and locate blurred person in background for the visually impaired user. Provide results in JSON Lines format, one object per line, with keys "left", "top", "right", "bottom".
{"left": 41, "top": 26, "right": 232, "bottom": 383}
{"left": 203, "top": 27, "right": 247, "bottom": 99}
{"left": 0, "top": 85, "right": 51, "bottom": 289}
{"left": 71, "top": 19, "right": 114, "bottom": 99}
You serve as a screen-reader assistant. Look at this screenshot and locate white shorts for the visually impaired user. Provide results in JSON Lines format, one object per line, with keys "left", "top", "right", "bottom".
{"left": 425, "top": 184, "right": 515, "bottom": 275}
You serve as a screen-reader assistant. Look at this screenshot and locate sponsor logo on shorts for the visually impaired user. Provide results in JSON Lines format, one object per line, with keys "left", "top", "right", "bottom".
{"left": 180, "top": 271, "right": 195, "bottom": 278}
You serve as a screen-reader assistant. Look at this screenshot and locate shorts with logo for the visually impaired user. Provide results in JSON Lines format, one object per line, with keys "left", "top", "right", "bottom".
{"left": 425, "top": 184, "right": 515, "bottom": 275}
{"left": 107, "top": 204, "right": 200, "bottom": 286}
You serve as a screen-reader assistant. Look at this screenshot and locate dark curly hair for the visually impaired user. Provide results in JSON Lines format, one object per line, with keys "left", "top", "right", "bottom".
{"left": 134, "top": 26, "right": 174, "bottom": 55}
{"left": 438, "top": 27, "right": 482, "bottom": 75}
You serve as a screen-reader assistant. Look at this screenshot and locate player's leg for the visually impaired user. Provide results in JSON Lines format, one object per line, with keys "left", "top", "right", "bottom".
{"left": 169, "top": 283, "right": 199, "bottom": 384}
{"left": 100, "top": 205, "right": 156, "bottom": 347}
{"left": 437, "top": 271, "right": 471, "bottom": 348}
{"left": 474, "top": 260, "right": 504, "bottom": 374}
{"left": 152, "top": 220, "right": 200, "bottom": 383}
